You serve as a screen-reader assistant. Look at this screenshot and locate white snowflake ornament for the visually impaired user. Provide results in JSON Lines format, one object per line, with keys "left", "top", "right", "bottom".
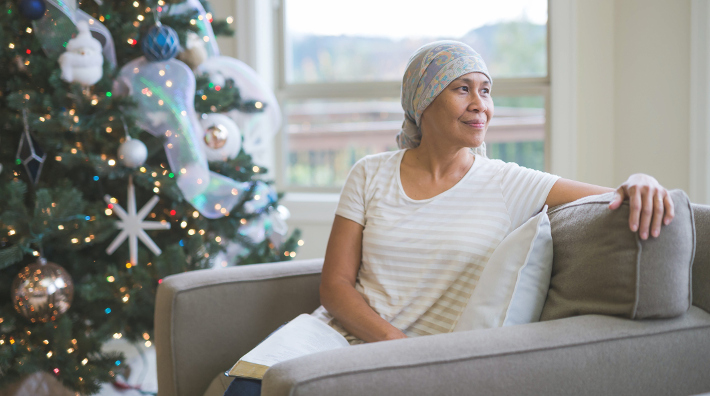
{"left": 104, "top": 176, "right": 171, "bottom": 265}
{"left": 58, "top": 21, "right": 104, "bottom": 86}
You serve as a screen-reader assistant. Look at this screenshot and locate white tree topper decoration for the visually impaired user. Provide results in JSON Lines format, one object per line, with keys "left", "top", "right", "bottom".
{"left": 104, "top": 176, "right": 171, "bottom": 265}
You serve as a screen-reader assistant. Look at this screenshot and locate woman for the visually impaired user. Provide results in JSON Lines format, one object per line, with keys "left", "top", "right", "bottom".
{"left": 224, "top": 40, "right": 675, "bottom": 395}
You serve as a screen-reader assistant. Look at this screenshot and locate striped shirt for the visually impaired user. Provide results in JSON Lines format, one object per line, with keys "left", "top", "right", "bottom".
{"left": 312, "top": 149, "right": 560, "bottom": 344}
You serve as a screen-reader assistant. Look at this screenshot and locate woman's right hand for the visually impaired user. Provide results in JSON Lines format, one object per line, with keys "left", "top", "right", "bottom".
{"left": 383, "top": 329, "right": 408, "bottom": 341}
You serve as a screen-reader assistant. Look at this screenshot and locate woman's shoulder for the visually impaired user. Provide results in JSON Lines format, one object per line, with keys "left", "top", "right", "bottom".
{"left": 353, "top": 149, "right": 404, "bottom": 172}
{"left": 363, "top": 149, "right": 404, "bottom": 163}
{"left": 477, "top": 156, "right": 525, "bottom": 174}
{"left": 471, "top": 156, "right": 540, "bottom": 185}
{"left": 473, "top": 155, "right": 508, "bottom": 174}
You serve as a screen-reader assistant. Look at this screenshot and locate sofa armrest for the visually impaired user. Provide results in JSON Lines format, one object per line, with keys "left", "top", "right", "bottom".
{"left": 692, "top": 203, "right": 710, "bottom": 313}
{"left": 155, "top": 259, "right": 323, "bottom": 396}
{"left": 263, "top": 306, "right": 710, "bottom": 396}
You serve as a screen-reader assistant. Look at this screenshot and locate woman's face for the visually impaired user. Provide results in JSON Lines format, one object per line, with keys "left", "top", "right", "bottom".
{"left": 419, "top": 72, "right": 494, "bottom": 149}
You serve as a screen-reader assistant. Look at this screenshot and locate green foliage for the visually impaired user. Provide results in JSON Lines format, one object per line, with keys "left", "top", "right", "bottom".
{"left": 487, "top": 141, "right": 545, "bottom": 171}
{"left": 195, "top": 75, "right": 267, "bottom": 114}
{"left": 210, "top": 20, "right": 235, "bottom": 37}
{"left": 0, "top": 0, "right": 298, "bottom": 393}
{"left": 288, "top": 19, "right": 546, "bottom": 82}
{"left": 493, "top": 96, "right": 544, "bottom": 109}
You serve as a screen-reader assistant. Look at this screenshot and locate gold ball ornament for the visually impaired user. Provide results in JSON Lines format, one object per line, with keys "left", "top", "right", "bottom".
{"left": 204, "top": 124, "right": 229, "bottom": 149}
{"left": 12, "top": 259, "right": 74, "bottom": 323}
{"left": 199, "top": 113, "right": 242, "bottom": 161}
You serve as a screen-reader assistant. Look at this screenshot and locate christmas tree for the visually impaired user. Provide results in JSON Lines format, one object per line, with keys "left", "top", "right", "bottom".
{"left": 0, "top": 0, "right": 301, "bottom": 393}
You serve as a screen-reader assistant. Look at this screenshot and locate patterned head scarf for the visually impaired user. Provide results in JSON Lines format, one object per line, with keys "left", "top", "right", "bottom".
{"left": 396, "top": 40, "right": 491, "bottom": 156}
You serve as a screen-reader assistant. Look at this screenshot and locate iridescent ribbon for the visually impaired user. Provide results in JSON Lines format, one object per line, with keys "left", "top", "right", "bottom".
{"left": 167, "top": 0, "right": 219, "bottom": 57}
{"left": 117, "top": 57, "right": 250, "bottom": 219}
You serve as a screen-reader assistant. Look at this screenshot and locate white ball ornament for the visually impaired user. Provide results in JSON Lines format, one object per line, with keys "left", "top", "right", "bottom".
{"left": 199, "top": 113, "right": 242, "bottom": 161}
{"left": 58, "top": 21, "right": 104, "bottom": 86}
{"left": 118, "top": 138, "right": 148, "bottom": 168}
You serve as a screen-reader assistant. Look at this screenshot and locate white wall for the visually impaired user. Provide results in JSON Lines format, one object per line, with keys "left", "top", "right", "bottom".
{"left": 611, "top": 0, "right": 691, "bottom": 189}
{"left": 576, "top": 0, "right": 615, "bottom": 188}
{"left": 576, "top": 0, "right": 692, "bottom": 190}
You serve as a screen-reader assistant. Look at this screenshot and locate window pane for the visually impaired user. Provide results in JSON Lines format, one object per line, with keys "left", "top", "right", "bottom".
{"left": 284, "top": 96, "right": 546, "bottom": 188}
{"left": 486, "top": 96, "right": 546, "bottom": 171}
{"left": 284, "top": 99, "right": 402, "bottom": 187}
{"left": 285, "top": 0, "right": 547, "bottom": 83}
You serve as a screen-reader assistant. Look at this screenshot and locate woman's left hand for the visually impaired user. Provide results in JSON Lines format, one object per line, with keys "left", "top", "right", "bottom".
{"left": 608, "top": 173, "right": 675, "bottom": 239}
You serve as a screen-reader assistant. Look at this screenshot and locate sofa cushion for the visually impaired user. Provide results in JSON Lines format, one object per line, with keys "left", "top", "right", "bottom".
{"left": 540, "top": 190, "right": 695, "bottom": 321}
{"left": 262, "top": 307, "right": 710, "bottom": 396}
{"left": 454, "top": 206, "right": 553, "bottom": 331}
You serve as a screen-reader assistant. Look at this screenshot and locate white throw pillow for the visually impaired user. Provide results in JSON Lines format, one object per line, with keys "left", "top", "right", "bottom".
{"left": 453, "top": 206, "right": 553, "bottom": 331}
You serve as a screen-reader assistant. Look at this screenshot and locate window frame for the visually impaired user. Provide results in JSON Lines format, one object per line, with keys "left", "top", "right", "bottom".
{"left": 272, "top": 0, "right": 552, "bottom": 194}
{"left": 690, "top": 0, "right": 710, "bottom": 204}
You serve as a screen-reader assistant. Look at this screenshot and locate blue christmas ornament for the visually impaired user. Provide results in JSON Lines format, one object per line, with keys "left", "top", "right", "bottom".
{"left": 18, "top": 0, "right": 46, "bottom": 20}
{"left": 141, "top": 23, "right": 180, "bottom": 62}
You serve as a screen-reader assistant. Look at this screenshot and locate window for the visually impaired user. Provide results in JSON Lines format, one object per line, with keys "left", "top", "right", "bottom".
{"left": 276, "top": 0, "right": 549, "bottom": 191}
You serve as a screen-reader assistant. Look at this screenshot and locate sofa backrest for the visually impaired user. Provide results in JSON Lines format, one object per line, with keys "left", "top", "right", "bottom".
{"left": 692, "top": 204, "right": 710, "bottom": 313}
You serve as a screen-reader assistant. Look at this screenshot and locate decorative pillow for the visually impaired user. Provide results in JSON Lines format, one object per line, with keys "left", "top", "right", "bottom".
{"left": 540, "top": 190, "right": 695, "bottom": 321}
{"left": 454, "top": 206, "right": 553, "bottom": 331}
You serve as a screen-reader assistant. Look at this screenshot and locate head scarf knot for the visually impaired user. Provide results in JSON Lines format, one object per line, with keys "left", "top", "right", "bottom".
{"left": 396, "top": 40, "right": 491, "bottom": 157}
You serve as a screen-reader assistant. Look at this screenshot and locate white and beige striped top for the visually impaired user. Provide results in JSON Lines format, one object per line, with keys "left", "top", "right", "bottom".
{"left": 311, "top": 149, "right": 559, "bottom": 344}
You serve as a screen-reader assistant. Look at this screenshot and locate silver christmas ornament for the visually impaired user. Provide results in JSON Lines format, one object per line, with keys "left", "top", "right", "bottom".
{"left": 199, "top": 113, "right": 241, "bottom": 161}
{"left": 204, "top": 124, "right": 229, "bottom": 149}
{"left": 118, "top": 138, "right": 148, "bottom": 168}
{"left": 12, "top": 259, "right": 74, "bottom": 323}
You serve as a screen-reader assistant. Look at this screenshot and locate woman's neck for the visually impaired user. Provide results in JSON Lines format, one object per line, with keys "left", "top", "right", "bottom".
{"left": 402, "top": 144, "right": 473, "bottom": 182}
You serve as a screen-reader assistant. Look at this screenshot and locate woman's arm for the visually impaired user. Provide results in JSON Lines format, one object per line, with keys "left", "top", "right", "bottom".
{"left": 545, "top": 178, "right": 615, "bottom": 207}
{"left": 320, "top": 215, "right": 407, "bottom": 343}
{"left": 546, "top": 174, "right": 675, "bottom": 240}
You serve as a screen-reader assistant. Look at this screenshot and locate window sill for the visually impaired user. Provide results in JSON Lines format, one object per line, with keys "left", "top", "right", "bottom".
{"left": 281, "top": 192, "right": 340, "bottom": 224}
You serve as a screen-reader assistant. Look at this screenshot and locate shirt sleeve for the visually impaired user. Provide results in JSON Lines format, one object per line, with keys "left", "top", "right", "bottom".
{"left": 499, "top": 162, "right": 560, "bottom": 231}
{"left": 334, "top": 157, "right": 368, "bottom": 226}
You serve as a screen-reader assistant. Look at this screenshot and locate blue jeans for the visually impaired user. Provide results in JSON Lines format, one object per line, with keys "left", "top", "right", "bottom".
{"left": 223, "top": 377, "right": 261, "bottom": 396}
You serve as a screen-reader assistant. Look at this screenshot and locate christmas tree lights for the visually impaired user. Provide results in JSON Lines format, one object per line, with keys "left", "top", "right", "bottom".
{"left": 0, "top": 0, "right": 301, "bottom": 393}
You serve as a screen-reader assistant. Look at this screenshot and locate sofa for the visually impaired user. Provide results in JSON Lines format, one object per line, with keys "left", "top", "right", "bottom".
{"left": 155, "top": 203, "right": 710, "bottom": 396}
